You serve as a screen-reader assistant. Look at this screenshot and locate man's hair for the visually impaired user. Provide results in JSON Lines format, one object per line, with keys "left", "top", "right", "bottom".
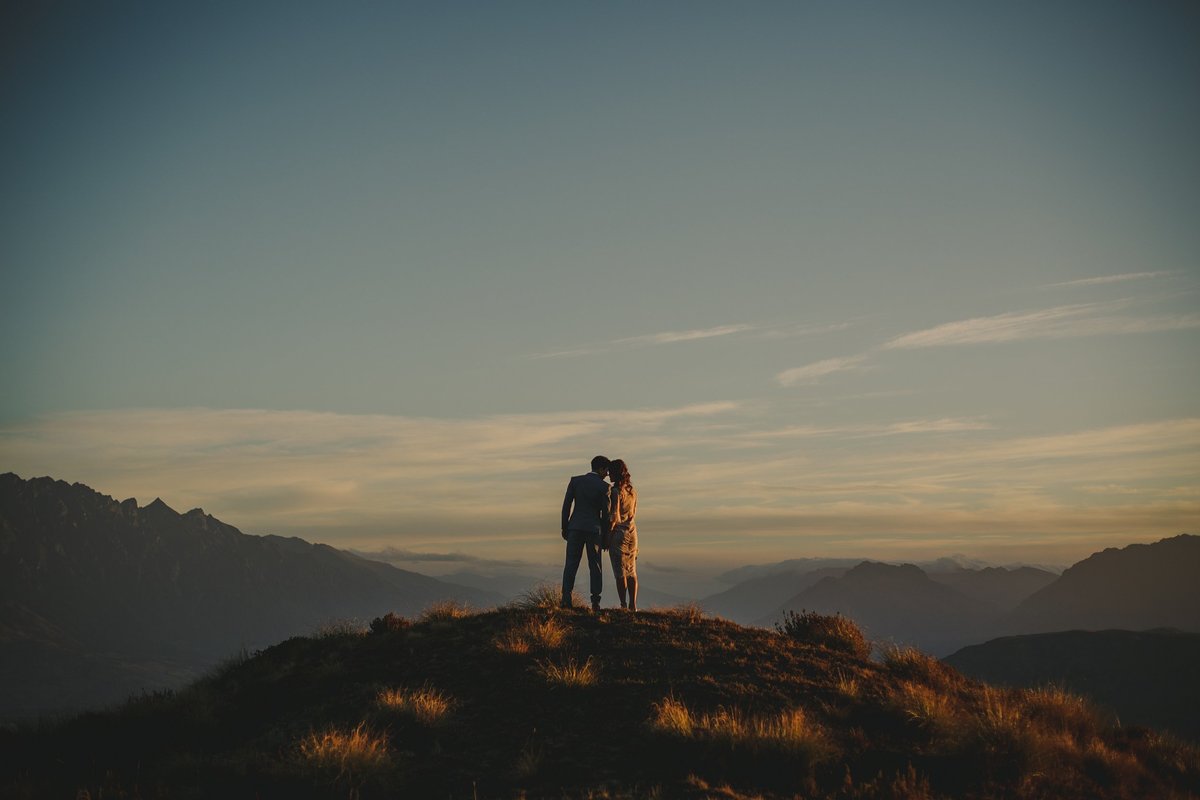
{"left": 590, "top": 455, "right": 611, "bottom": 471}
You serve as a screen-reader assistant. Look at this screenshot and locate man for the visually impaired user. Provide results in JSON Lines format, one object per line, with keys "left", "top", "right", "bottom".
{"left": 561, "top": 455, "right": 610, "bottom": 611}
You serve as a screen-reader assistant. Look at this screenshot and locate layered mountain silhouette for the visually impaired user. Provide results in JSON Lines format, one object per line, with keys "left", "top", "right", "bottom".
{"left": 945, "top": 629, "right": 1200, "bottom": 742}
{"left": 757, "top": 561, "right": 999, "bottom": 656}
{"left": 700, "top": 567, "right": 848, "bottom": 624}
{"left": 0, "top": 473, "right": 500, "bottom": 719}
{"left": 927, "top": 565, "right": 1057, "bottom": 610}
{"left": 1005, "top": 534, "right": 1200, "bottom": 634}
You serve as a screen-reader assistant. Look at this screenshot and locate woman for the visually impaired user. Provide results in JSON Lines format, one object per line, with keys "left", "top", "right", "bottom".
{"left": 606, "top": 459, "right": 639, "bottom": 611}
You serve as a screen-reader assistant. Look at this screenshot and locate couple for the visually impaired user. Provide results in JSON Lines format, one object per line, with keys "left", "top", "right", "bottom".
{"left": 560, "top": 455, "right": 639, "bottom": 612}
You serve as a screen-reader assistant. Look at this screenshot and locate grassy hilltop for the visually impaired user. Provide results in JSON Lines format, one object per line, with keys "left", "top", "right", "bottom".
{"left": 3, "top": 591, "right": 1198, "bottom": 799}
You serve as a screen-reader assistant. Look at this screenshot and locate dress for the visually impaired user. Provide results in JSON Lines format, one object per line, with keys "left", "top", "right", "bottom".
{"left": 608, "top": 483, "right": 638, "bottom": 579}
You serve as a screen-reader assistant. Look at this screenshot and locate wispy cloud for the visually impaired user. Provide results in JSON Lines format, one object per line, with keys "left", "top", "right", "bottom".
{"left": 1, "top": 407, "right": 1193, "bottom": 567}
{"left": 619, "top": 323, "right": 753, "bottom": 346}
{"left": 350, "top": 547, "right": 533, "bottom": 570}
{"left": 1046, "top": 271, "right": 1175, "bottom": 288}
{"left": 883, "top": 303, "right": 1200, "bottom": 349}
{"left": 747, "top": 417, "right": 992, "bottom": 440}
{"left": 775, "top": 355, "right": 868, "bottom": 386}
{"left": 529, "top": 323, "right": 753, "bottom": 359}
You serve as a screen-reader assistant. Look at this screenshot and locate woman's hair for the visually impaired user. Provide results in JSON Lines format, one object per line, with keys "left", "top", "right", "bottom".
{"left": 608, "top": 458, "right": 631, "bottom": 489}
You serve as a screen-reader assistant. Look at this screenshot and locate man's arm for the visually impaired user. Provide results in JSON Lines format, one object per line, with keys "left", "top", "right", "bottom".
{"left": 561, "top": 478, "right": 575, "bottom": 537}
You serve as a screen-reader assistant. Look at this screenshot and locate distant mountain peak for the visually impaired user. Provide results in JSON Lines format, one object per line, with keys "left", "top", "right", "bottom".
{"left": 144, "top": 497, "right": 176, "bottom": 514}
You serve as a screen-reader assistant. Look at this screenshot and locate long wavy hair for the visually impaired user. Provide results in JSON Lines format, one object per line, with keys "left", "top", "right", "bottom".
{"left": 608, "top": 458, "right": 632, "bottom": 490}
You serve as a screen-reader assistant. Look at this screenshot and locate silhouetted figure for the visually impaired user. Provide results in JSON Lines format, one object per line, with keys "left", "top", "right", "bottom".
{"left": 561, "top": 455, "right": 610, "bottom": 611}
{"left": 606, "top": 458, "right": 639, "bottom": 611}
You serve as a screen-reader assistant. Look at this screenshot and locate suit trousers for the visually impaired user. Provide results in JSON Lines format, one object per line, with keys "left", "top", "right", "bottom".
{"left": 562, "top": 530, "right": 602, "bottom": 604}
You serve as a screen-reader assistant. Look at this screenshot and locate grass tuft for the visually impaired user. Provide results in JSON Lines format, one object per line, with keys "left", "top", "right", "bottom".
{"left": 377, "top": 685, "right": 454, "bottom": 725}
{"left": 537, "top": 656, "right": 597, "bottom": 687}
{"left": 881, "top": 644, "right": 960, "bottom": 688}
{"left": 298, "top": 722, "right": 390, "bottom": 775}
{"left": 368, "top": 612, "right": 411, "bottom": 634}
{"left": 776, "top": 610, "right": 870, "bottom": 658}
{"left": 313, "top": 618, "right": 369, "bottom": 638}
{"left": 495, "top": 615, "right": 567, "bottom": 654}
{"left": 650, "top": 697, "right": 830, "bottom": 763}
{"left": 513, "top": 582, "right": 576, "bottom": 611}
{"left": 661, "top": 602, "right": 706, "bottom": 624}
{"left": 419, "top": 599, "right": 474, "bottom": 622}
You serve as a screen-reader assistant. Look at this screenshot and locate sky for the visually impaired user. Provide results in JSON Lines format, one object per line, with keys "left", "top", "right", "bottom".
{"left": 2, "top": 1, "right": 1198, "bottom": 572}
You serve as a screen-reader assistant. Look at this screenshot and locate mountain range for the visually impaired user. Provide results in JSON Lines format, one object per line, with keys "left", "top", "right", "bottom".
{"left": 0, "top": 473, "right": 500, "bottom": 719}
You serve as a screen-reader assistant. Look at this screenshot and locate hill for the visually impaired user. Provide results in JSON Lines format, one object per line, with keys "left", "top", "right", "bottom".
{"left": 1007, "top": 534, "right": 1200, "bottom": 634}
{"left": 944, "top": 629, "right": 1200, "bottom": 743}
{"left": 2, "top": 600, "right": 1196, "bottom": 799}
{"left": 761, "top": 562, "right": 996, "bottom": 656}
{"left": 0, "top": 472, "right": 500, "bottom": 719}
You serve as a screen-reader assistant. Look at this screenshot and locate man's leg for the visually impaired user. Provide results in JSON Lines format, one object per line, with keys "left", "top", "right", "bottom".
{"left": 585, "top": 538, "right": 603, "bottom": 610}
{"left": 561, "top": 531, "right": 585, "bottom": 607}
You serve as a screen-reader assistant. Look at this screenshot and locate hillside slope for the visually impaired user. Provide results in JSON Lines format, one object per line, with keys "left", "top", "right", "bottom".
{"left": 944, "top": 629, "right": 1200, "bottom": 743}
{"left": 3, "top": 602, "right": 1197, "bottom": 799}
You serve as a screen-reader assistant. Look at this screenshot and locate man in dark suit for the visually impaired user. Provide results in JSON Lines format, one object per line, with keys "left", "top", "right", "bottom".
{"left": 561, "top": 455, "right": 610, "bottom": 611}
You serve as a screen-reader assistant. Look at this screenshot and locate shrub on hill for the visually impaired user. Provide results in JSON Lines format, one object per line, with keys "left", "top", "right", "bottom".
{"left": 368, "top": 612, "right": 411, "bottom": 634}
{"left": 776, "top": 609, "right": 870, "bottom": 658}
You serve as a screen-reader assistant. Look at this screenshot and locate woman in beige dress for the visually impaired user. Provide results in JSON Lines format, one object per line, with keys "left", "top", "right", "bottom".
{"left": 606, "top": 459, "right": 639, "bottom": 611}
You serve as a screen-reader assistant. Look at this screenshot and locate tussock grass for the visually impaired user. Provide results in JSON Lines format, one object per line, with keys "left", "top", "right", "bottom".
{"left": 1019, "top": 685, "right": 1104, "bottom": 740}
{"left": 834, "top": 671, "right": 861, "bottom": 699}
{"left": 776, "top": 610, "right": 871, "bottom": 658}
{"left": 514, "top": 733, "right": 544, "bottom": 778}
{"left": 659, "top": 602, "right": 706, "bottom": 623}
{"left": 513, "top": 582, "right": 576, "bottom": 611}
{"left": 313, "top": 618, "right": 368, "bottom": 638}
{"left": 537, "top": 656, "right": 597, "bottom": 687}
{"left": 377, "top": 685, "right": 453, "bottom": 725}
{"left": 650, "top": 697, "right": 830, "bottom": 763}
{"left": 368, "top": 612, "right": 411, "bottom": 634}
{"left": 892, "top": 679, "right": 960, "bottom": 738}
{"left": 419, "top": 599, "right": 474, "bottom": 622}
{"left": 298, "top": 722, "right": 390, "bottom": 774}
{"left": 495, "top": 615, "right": 567, "bottom": 654}
{"left": 881, "top": 644, "right": 961, "bottom": 688}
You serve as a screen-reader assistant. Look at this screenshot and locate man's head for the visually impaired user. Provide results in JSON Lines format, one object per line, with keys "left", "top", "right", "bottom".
{"left": 590, "top": 455, "right": 611, "bottom": 475}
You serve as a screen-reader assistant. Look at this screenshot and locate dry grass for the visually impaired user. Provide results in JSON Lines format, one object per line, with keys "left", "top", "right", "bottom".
{"left": 776, "top": 610, "right": 871, "bottom": 658}
{"left": 313, "top": 618, "right": 368, "bottom": 638}
{"left": 881, "top": 644, "right": 961, "bottom": 689}
{"left": 659, "top": 602, "right": 706, "bottom": 623}
{"left": 1019, "top": 685, "right": 1104, "bottom": 740}
{"left": 376, "top": 685, "right": 454, "bottom": 725}
{"left": 419, "top": 599, "right": 474, "bottom": 622}
{"left": 368, "top": 612, "right": 411, "bottom": 634}
{"left": 514, "top": 733, "right": 544, "bottom": 778}
{"left": 298, "top": 722, "right": 390, "bottom": 775}
{"left": 513, "top": 582, "right": 581, "bottom": 611}
{"left": 890, "top": 680, "right": 961, "bottom": 739}
{"left": 537, "top": 656, "right": 597, "bottom": 687}
{"left": 495, "top": 615, "right": 567, "bottom": 654}
{"left": 650, "top": 697, "right": 830, "bottom": 763}
{"left": 834, "top": 671, "right": 861, "bottom": 699}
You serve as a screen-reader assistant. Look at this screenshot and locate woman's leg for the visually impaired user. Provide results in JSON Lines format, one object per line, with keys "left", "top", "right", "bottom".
{"left": 609, "top": 548, "right": 627, "bottom": 608}
{"left": 626, "top": 575, "right": 638, "bottom": 612}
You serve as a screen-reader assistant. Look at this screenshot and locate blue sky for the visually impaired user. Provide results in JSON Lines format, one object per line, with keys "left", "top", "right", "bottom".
{"left": 2, "top": 1, "right": 1197, "bottom": 569}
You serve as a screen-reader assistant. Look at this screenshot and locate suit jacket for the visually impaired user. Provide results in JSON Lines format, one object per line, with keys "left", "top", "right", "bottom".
{"left": 562, "top": 472, "right": 609, "bottom": 536}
